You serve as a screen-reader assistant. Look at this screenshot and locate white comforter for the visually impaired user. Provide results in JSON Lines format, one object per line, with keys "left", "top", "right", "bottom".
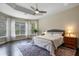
{"left": 33, "top": 35, "right": 64, "bottom": 56}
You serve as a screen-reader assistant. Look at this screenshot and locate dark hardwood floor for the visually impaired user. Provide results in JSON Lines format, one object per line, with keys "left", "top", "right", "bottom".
{"left": 58, "top": 44, "right": 79, "bottom": 56}
{"left": 76, "top": 48, "right": 79, "bottom": 56}
{"left": 0, "top": 39, "right": 79, "bottom": 56}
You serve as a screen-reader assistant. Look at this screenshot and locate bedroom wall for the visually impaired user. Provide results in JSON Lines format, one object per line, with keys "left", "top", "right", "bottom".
{"left": 39, "top": 5, "right": 79, "bottom": 47}
{"left": 39, "top": 5, "right": 79, "bottom": 36}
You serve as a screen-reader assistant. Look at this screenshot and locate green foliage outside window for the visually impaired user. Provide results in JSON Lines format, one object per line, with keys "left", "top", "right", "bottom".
{"left": 31, "top": 23, "right": 39, "bottom": 34}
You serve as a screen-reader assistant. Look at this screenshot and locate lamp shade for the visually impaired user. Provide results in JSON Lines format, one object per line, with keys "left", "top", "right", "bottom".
{"left": 65, "top": 26, "right": 76, "bottom": 37}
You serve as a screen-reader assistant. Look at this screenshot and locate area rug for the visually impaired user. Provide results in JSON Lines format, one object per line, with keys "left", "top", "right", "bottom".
{"left": 55, "top": 46, "right": 76, "bottom": 56}
{"left": 18, "top": 43, "right": 76, "bottom": 56}
{"left": 18, "top": 43, "right": 51, "bottom": 56}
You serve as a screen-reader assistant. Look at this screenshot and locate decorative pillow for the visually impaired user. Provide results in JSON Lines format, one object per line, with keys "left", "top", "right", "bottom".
{"left": 47, "top": 32, "right": 63, "bottom": 36}
{"left": 53, "top": 32, "right": 63, "bottom": 35}
{"left": 53, "top": 33, "right": 62, "bottom": 37}
{"left": 43, "top": 31, "right": 64, "bottom": 38}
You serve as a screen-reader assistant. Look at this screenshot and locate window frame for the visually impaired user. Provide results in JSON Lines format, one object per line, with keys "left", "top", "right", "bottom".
{"left": 15, "top": 22, "right": 25, "bottom": 36}
{"left": 0, "top": 20, "right": 6, "bottom": 37}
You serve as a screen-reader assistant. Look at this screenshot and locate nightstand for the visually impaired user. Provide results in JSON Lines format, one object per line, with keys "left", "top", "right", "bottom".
{"left": 64, "top": 37, "right": 77, "bottom": 49}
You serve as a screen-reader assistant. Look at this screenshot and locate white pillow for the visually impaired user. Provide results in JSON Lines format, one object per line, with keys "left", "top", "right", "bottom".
{"left": 53, "top": 34, "right": 62, "bottom": 37}
{"left": 44, "top": 32, "right": 63, "bottom": 38}
{"left": 53, "top": 33, "right": 63, "bottom": 38}
{"left": 44, "top": 32, "right": 53, "bottom": 36}
{"left": 47, "top": 32, "right": 63, "bottom": 35}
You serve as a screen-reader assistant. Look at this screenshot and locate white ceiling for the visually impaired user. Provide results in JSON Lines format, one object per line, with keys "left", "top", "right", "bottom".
{"left": 0, "top": 3, "right": 79, "bottom": 20}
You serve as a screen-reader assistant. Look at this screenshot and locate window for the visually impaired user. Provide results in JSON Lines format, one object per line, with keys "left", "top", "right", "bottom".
{"left": 0, "top": 21, "right": 6, "bottom": 37}
{"left": 15, "top": 22, "right": 25, "bottom": 35}
{"left": 31, "top": 21, "right": 38, "bottom": 34}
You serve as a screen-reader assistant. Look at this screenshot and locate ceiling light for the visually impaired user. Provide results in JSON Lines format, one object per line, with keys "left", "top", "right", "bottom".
{"left": 35, "top": 10, "right": 39, "bottom": 14}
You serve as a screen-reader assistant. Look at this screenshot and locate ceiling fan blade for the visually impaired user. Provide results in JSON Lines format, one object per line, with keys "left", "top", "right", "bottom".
{"left": 7, "top": 3, "right": 35, "bottom": 15}
{"left": 34, "top": 13, "right": 43, "bottom": 15}
{"left": 39, "top": 11, "right": 47, "bottom": 13}
{"left": 31, "top": 6, "right": 36, "bottom": 11}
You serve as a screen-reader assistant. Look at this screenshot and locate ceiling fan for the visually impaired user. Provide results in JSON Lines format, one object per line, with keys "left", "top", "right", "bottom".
{"left": 31, "top": 4, "right": 47, "bottom": 15}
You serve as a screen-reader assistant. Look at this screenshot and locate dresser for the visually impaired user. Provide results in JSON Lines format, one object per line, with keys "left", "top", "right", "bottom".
{"left": 64, "top": 37, "right": 77, "bottom": 49}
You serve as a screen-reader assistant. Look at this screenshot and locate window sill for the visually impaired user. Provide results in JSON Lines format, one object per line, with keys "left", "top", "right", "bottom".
{"left": 0, "top": 36, "right": 6, "bottom": 38}
{"left": 16, "top": 34, "right": 25, "bottom": 36}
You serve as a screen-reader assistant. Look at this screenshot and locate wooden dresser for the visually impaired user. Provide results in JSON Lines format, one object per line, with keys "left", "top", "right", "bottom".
{"left": 64, "top": 37, "right": 77, "bottom": 49}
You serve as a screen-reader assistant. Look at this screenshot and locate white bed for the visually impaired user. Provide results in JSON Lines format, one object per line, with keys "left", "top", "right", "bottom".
{"left": 32, "top": 29, "right": 64, "bottom": 56}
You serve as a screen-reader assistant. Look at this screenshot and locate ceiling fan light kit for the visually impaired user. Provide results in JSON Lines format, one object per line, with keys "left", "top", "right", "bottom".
{"left": 31, "top": 4, "right": 47, "bottom": 15}
{"left": 35, "top": 10, "right": 39, "bottom": 14}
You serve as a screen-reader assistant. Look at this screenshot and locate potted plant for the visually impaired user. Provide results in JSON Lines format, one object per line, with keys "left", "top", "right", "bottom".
{"left": 32, "top": 28, "right": 39, "bottom": 35}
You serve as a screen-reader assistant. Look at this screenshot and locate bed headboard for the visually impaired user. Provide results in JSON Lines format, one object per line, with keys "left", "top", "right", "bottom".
{"left": 47, "top": 29, "right": 64, "bottom": 32}
{"left": 47, "top": 29, "right": 65, "bottom": 36}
